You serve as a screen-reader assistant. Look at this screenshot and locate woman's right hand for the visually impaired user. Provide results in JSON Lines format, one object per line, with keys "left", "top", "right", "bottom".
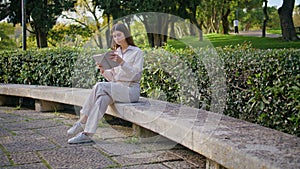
{"left": 96, "top": 63, "right": 105, "bottom": 74}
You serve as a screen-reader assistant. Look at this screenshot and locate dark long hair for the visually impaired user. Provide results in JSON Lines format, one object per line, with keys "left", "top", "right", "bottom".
{"left": 111, "top": 23, "right": 136, "bottom": 50}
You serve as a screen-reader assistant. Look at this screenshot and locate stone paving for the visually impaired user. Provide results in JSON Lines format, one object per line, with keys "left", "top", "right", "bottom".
{"left": 0, "top": 106, "right": 206, "bottom": 169}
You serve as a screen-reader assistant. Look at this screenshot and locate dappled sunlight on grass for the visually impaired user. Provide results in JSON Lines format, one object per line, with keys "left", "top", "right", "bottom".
{"left": 168, "top": 34, "right": 300, "bottom": 49}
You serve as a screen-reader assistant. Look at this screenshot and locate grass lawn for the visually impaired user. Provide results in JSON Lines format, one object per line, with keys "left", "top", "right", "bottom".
{"left": 266, "top": 29, "right": 282, "bottom": 35}
{"left": 167, "top": 33, "right": 300, "bottom": 49}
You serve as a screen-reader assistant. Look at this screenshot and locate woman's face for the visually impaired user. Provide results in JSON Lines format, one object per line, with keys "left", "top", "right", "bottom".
{"left": 112, "top": 30, "right": 126, "bottom": 45}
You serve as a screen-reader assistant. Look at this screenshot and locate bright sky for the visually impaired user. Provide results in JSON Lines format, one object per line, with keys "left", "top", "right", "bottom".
{"left": 268, "top": 0, "right": 300, "bottom": 8}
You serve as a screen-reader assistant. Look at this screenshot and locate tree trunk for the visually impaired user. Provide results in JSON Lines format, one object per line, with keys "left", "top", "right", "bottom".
{"left": 142, "top": 13, "right": 169, "bottom": 47}
{"left": 198, "top": 28, "right": 203, "bottom": 41}
{"left": 105, "top": 15, "right": 111, "bottom": 48}
{"left": 35, "top": 26, "right": 48, "bottom": 48}
{"left": 278, "top": 0, "right": 299, "bottom": 41}
{"left": 96, "top": 31, "right": 103, "bottom": 49}
{"left": 189, "top": 13, "right": 203, "bottom": 41}
{"left": 199, "top": 21, "right": 204, "bottom": 41}
{"left": 262, "top": 0, "right": 269, "bottom": 37}
{"left": 190, "top": 22, "right": 196, "bottom": 36}
{"left": 221, "top": 8, "right": 231, "bottom": 34}
{"left": 154, "top": 33, "right": 164, "bottom": 47}
{"left": 161, "top": 18, "right": 169, "bottom": 45}
{"left": 147, "top": 33, "right": 154, "bottom": 47}
{"left": 169, "top": 21, "right": 176, "bottom": 39}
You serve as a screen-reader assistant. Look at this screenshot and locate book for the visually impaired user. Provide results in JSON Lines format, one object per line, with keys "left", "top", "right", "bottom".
{"left": 92, "top": 52, "right": 119, "bottom": 70}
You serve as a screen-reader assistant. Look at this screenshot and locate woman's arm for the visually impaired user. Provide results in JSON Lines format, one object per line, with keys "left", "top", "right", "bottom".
{"left": 102, "top": 69, "right": 115, "bottom": 81}
{"left": 121, "top": 50, "right": 143, "bottom": 74}
{"left": 97, "top": 63, "right": 115, "bottom": 81}
{"left": 117, "top": 49, "right": 144, "bottom": 82}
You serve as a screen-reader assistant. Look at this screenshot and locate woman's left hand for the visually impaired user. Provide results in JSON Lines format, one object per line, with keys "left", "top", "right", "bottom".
{"left": 109, "top": 51, "right": 124, "bottom": 65}
{"left": 96, "top": 63, "right": 105, "bottom": 74}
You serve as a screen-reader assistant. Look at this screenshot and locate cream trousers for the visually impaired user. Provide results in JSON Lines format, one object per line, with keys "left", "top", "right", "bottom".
{"left": 80, "top": 82, "right": 140, "bottom": 134}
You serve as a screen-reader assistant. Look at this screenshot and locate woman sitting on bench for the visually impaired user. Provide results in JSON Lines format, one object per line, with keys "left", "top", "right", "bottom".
{"left": 67, "top": 23, "right": 144, "bottom": 144}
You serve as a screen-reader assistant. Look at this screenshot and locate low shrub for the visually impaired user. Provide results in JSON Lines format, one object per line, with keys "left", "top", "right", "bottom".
{"left": 220, "top": 44, "right": 300, "bottom": 136}
{"left": 0, "top": 48, "right": 105, "bottom": 88}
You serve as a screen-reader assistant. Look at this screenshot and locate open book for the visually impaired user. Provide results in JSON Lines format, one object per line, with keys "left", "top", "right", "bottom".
{"left": 92, "top": 52, "right": 119, "bottom": 70}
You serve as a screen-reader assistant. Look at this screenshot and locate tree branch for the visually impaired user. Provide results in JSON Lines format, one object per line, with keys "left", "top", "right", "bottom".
{"left": 61, "top": 14, "right": 88, "bottom": 27}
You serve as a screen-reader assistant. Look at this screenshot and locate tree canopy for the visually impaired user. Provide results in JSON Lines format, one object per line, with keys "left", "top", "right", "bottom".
{"left": 0, "top": 0, "right": 76, "bottom": 48}
{"left": 0, "top": 22, "right": 16, "bottom": 50}
{"left": 0, "top": 0, "right": 299, "bottom": 48}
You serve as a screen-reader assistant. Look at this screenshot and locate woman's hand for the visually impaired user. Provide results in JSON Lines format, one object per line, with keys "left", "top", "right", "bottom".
{"left": 109, "top": 51, "right": 124, "bottom": 65}
{"left": 96, "top": 63, "right": 105, "bottom": 74}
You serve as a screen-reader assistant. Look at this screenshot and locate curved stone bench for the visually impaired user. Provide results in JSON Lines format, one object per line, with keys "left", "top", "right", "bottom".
{"left": 0, "top": 84, "right": 299, "bottom": 169}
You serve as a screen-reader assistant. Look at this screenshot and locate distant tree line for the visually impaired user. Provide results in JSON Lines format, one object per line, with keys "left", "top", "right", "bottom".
{"left": 0, "top": 0, "right": 299, "bottom": 49}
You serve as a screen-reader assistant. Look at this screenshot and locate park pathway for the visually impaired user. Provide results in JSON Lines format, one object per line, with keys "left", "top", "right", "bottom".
{"left": 0, "top": 106, "right": 206, "bottom": 169}
{"left": 235, "top": 30, "right": 281, "bottom": 38}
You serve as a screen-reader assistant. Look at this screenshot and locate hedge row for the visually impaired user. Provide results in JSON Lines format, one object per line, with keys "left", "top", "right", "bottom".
{"left": 220, "top": 44, "right": 299, "bottom": 136}
{"left": 0, "top": 45, "right": 299, "bottom": 136}
{"left": 0, "top": 48, "right": 105, "bottom": 88}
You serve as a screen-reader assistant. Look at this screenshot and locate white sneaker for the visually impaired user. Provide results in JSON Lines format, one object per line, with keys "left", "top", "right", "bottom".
{"left": 67, "top": 122, "right": 84, "bottom": 135}
{"left": 68, "top": 132, "right": 92, "bottom": 144}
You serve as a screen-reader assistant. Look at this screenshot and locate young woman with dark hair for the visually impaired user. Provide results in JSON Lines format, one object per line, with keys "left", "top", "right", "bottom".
{"left": 67, "top": 23, "right": 144, "bottom": 144}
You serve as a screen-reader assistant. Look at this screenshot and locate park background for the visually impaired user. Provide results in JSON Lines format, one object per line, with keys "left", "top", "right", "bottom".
{"left": 0, "top": 0, "right": 299, "bottom": 137}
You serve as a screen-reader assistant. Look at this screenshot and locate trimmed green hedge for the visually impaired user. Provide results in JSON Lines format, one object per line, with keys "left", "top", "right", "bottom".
{"left": 0, "top": 48, "right": 105, "bottom": 88}
{"left": 220, "top": 44, "right": 299, "bottom": 136}
{"left": 0, "top": 45, "right": 299, "bottom": 136}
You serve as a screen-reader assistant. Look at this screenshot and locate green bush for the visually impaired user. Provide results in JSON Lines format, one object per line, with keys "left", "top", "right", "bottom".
{"left": 141, "top": 47, "right": 211, "bottom": 108}
{"left": 0, "top": 48, "right": 105, "bottom": 88}
{"left": 219, "top": 44, "right": 300, "bottom": 136}
{"left": 0, "top": 45, "right": 299, "bottom": 136}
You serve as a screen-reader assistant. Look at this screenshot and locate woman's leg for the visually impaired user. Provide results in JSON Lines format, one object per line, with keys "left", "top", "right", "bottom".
{"left": 80, "top": 82, "right": 106, "bottom": 118}
{"left": 68, "top": 82, "right": 110, "bottom": 134}
{"left": 78, "top": 115, "right": 88, "bottom": 124}
{"left": 85, "top": 83, "right": 140, "bottom": 133}
{"left": 84, "top": 94, "right": 112, "bottom": 134}
{"left": 68, "top": 82, "right": 113, "bottom": 143}
{"left": 68, "top": 82, "right": 139, "bottom": 143}
{"left": 81, "top": 82, "right": 114, "bottom": 133}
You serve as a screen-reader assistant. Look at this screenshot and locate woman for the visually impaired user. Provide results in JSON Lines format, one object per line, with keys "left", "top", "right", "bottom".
{"left": 67, "top": 23, "right": 144, "bottom": 144}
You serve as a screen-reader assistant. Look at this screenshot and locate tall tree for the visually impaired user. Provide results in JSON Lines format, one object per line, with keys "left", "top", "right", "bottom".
{"left": 221, "top": 0, "right": 231, "bottom": 34}
{"left": 212, "top": 0, "right": 262, "bottom": 34}
{"left": 108, "top": 0, "right": 176, "bottom": 47}
{"left": 93, "top": 0, "right": 205, "bottom": 46}
{"left": 61, "top": 0, "right": 106, "bottom": 48}
{"left": 262, "top": 0, "right": 269, "bottom": 37}
{"left": 184, "top": 0, "right": 203, "bottom": 40}
{"left": 278, "top": 0, "right": 299, "bottom": 41}
{"left": 0, "top": 0, "right": 76, "bottom": 48}
{"left": 94, "top": 0, "right": 139, "bottom": 47}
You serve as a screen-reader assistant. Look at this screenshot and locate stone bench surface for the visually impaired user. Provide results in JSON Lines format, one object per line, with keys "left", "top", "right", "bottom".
{"left": 0, "top": 83, "right": 299, "bottom": 169}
